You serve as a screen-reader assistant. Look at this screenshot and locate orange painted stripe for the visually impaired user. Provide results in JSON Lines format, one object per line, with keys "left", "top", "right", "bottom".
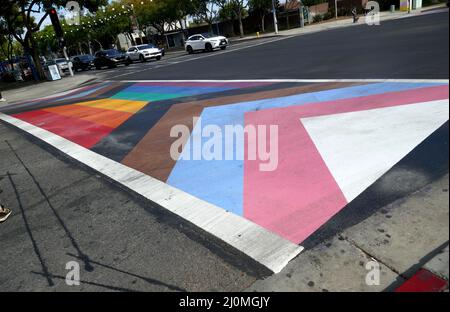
{"left": 43, "top": 104, "right": 133, "bottom": 128}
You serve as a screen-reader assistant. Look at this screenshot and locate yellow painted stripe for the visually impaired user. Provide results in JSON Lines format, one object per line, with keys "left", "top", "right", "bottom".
{"left": 75, "top": 99, "right": 148, "bottom": 113}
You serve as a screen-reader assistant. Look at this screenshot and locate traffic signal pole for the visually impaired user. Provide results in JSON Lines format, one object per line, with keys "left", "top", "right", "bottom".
{"left": 47, "top": 6, "right": 74, "bottom": 76}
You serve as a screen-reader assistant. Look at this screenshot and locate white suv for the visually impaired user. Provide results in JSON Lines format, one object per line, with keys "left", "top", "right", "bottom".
{"left": 185, "top": 34, "right": 229, "bottom": 54}
{"left": 126, "top": 44, "right": 163, "bottom": 62}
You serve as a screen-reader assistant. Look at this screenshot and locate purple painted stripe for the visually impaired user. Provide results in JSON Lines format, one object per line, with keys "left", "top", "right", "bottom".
{"left": 134, "top": 81, "right": 273, "bottom": 88}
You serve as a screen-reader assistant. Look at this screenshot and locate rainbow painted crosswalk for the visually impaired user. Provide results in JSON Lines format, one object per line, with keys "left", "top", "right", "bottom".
{"left": 4, "top": 80, "right": 449, "bottom": 255}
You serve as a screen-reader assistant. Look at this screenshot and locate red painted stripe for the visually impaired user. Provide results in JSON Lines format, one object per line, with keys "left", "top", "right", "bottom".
{"left": 43, "top": 104, "right": 133, "bottom": 128}
{"left": 396, "top": 269, "right": 448, "bottom": 292}
{"left": 13, "top": 110, "right": 113, "bottom": 148}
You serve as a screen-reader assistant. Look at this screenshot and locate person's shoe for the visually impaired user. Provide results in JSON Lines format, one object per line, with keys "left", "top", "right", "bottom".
{"left": 0, "top": 205, "right": 12, "bottom": 222}
{"left": 0, "top": 98, "right": 6, "bottom": 102}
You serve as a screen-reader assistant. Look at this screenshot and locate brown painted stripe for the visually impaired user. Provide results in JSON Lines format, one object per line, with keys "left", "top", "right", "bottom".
{"left": 121, "top": 82, "right": 365, "bottom": 182}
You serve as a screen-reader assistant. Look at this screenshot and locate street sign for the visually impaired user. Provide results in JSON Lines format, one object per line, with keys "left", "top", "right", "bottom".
{"left": 47, "top": 64, "right": 61, "bottom": 81}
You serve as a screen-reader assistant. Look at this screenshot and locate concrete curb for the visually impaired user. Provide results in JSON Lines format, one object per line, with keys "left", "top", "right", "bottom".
{"left": 0, "top": 75, "right": 100, "bottom": 105}
{"left": 229, "top": 35, "right": 280, "bottom": 44}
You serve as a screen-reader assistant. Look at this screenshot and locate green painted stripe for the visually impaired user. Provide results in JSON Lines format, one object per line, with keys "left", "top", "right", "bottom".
{"left": 111, "top": 92, "right": 183, "bottom": 102}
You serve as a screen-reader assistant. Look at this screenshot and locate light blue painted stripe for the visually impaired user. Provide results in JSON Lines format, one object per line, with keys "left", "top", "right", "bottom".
{"left": 56, "top": 83, "right": 111, "bottom": 101}
{"left": 167, "top": 82, "right": 445, "bottom": 216}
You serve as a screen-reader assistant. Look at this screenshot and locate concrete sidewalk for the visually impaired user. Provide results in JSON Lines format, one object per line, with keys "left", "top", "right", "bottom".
{"left": 0, "top": 74, "right": 97, "bottom": 106}
{"left": 396, "top": 245, "right": 449, "bottom": 291}
{"left": 247, "top": 174, "right": 449, "bottom": 292}
{"left": 231, "top": 5, "right": 448, "bottom": 43}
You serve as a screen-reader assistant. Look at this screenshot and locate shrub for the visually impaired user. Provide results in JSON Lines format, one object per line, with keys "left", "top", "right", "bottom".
{"left": 323, "top": 11, "right": 334, "bottom": 20}
{"left": 313, "top": 14, "right": 324, "bottom": 23}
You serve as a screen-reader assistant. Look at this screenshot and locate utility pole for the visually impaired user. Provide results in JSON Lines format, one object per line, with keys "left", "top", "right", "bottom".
{"left": 299, "top": 1, "right": 304, "bottom": 28}
{"left": 272, "top": 0, "right": 279, "bottom": 34}
{"left": 335, "top": 0, "right": 338, "bottom": 19}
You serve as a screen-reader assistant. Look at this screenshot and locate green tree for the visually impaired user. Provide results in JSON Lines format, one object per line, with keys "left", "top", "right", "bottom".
{"left": 35, "top": 24, "right": 57, "bottom": 55}
{"left": 216, "top": 0, "right": 247, "bottom": 37}
{"left": 89, "top": 1, "right": 135, "bottom": 49}
{"left": 1, "top": 21, "right": 23, "bottom": 67}
{"left": 248, "top": 0, "right": 274, "bottom": 32}
{"left": 0, "top": 1, "right": 107, "bottom": 80}
{"left": 129, "top": 0, "right": 193, "bottom": 38}
{"left": 191, "top": 0, "right": 217, "bottom": 33}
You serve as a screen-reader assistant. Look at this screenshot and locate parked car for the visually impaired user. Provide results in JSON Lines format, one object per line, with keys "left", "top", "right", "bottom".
{"left": 93, "top": 49, "right": 130, "bottom": 69}
{"left": 55, "top": 58, "right": 71, "bottom": 73}
{"left": 43, "top": 59, "right": 56, "bottom": 70}
{"left": 185, "top": 33, "right": 228, "bottom": 54}
{"left": 126, "top": 44, "right": 163, "bottom": 63}
{"left": 71, "top": 54, "right": 94, "bottom": 71}
{"left": 44, "top": 59, "right": 61, "bottom": 73}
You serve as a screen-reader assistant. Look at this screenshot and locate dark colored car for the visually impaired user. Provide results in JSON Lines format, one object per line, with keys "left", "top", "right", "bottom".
{"left": 71, "top": 54, "right": 94, "bottom": 71}
{"left": 93, "top": 49, "right": 130, "bottom": 69}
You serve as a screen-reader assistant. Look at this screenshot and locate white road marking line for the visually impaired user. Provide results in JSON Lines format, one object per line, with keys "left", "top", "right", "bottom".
{"left": 0, "top": 113, "right": 303, "bottom": 273}
{"left": 105, "top": 37, "right": 293, "bottom": 80}
{"left": 87, "top": 12, "right": 444, "bottom": 81}
{"left": 102, "top": 12, "right": 434, "bottom": 81}
{"left": 107, "top": 79, "right": 449, "bottom": 83}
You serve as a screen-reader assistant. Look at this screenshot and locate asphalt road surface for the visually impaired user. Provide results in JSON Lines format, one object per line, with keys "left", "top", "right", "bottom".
{"left": 0, "top": 10, "right": 448, "bottom": 293}
{"left": 88, "top": 12, "right": 449, "bottom": 81}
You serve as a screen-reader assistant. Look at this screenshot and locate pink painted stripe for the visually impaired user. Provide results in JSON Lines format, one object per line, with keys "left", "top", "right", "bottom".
{"left": 244, "top": 113, "right": 348, "bottom": 243}
{"left": 263, "top": 85, "right": 449, "bottom": 119}
{"left": 243, "top": 85, "right": 449, "bottom": 244}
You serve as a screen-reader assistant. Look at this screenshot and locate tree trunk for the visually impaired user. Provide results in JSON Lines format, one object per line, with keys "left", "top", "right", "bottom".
{"left": 94, "top": 40, "right": 103, "bottom": 51}
{"left": 230, "top": 17, "right": 236, "bottom": 36}
{"left": 7, "top": 39, "right": 14, "bottom": 69}
{"left": 261, "top": 14, "right": 265, "bottom": 32}
{"left": 238, "top": 11, "right": 244, "bottom": 37}
{"left": 31, "top": 50, "right": 45, "bottom": 80}
{"left": 208, "top": 22, "right": 214, "bottom": 34}
{"left": 286, "top": 12, "right": 290, "bottom": 30}
{"left": 28, "top": 36, "right": 45, "bottom": 80}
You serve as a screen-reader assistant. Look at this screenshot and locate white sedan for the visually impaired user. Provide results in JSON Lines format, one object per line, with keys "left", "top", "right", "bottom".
{"left": 185, "top": 34, "right": 229, "bottom": 54}
{"left": 126, "top": 44, "right": 163, "bottom": 62}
